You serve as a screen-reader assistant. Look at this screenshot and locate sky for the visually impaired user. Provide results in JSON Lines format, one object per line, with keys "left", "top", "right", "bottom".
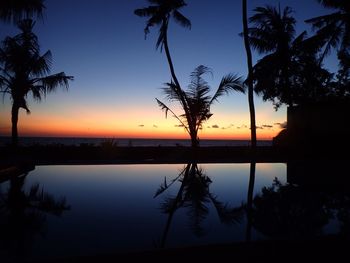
{"left": 0, "top": 0, "right": 334, "bottom": 140}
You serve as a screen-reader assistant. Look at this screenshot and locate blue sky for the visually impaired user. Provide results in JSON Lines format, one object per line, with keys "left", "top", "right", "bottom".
{"left": 0, "top": 0, "right": 335, "bottom": 139}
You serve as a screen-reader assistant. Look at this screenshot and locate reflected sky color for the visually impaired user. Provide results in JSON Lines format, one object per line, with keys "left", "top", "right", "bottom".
{"left": 0, "top": 163, "right": 286, "bottom": 260}
{"left": 0, "top": 0, "right": 334, "bottom": 139}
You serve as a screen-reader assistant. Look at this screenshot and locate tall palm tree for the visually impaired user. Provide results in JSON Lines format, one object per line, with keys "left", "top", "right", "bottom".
{"left": 248, "top": 5, "right": 327, "bottom": 108}
{"left": 134, "top": 0, "right": 190, "bottom": 89}
{"left": 242, "top": 0, "right": 257, "bottom": 149}
{"left": 248, "top": 5, "right": 296, "bottom": 108}
{"left": 305, "top": 0, "right": 350, "bottom": 75}
{"left": 134, "top": 0, "right": 196, "bottom": 143}
{"left": 156, "top": 65, "right": 243, "bottom": 147}
{"left": 0, "top": 0, "right": 45, "bottom": 24}
{"left": 0, "top": 19, "right": 73, "bottom": 146}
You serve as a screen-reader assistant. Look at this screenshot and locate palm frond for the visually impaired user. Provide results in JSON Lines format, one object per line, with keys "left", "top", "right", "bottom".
{"left": 34, "top": 72, "right": 73, "bottom": 95}
{"left": 0, "top": 0, "right": 45, "bottom": 24}
{"left": 30, "top": 50, "right": 52, "bottom": 77}
{"left": 210, "top": 74, "right": 244, "bottom": 104}
{"left": 156, "top": 98, "right": 190, "bottom": 134}
{"left": 162, "top": 81, "right": 183, "bottom": 101}
{"left": 172, "top": 10, "right": 191, "bottom": 29}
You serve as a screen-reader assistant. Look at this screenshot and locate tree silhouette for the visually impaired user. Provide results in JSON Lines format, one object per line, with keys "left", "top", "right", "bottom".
{"left": 248, "top": 5, "right": 329, "bottom": 108}
{"left": 0, "top": 19, "right": 73, "bottom": 146}
{"left": 306, "top": 0, "right": 350, "bottom": 79}
{"left": 134, "top": 0, "right": 198, "bottom": 145}
{"left": 242, "top": 0, "right": 257, "bottom": 149}
{"left": 156, "top": 65, "right": 243, "bottom": 147}
{"left": 0, "top": 0, "right": 45, "bottom": 24}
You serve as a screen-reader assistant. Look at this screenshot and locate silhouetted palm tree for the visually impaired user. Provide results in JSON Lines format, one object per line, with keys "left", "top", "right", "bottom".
{"left": 0, "top": 19, "right": 73, "bottom": 146}
{"left": 242, "top": 0, "right": 257, "bottom": 149}
{"left": 155, "top": 163, "right": 243, "bottom": 247}
{"left": 305, "top": 0, "right": 350, "bottom": 76}
{"left": 134, "top": 0, "right": 196, "bottom": 143}
{"left": 248, "top": 5, "right": 328, "bottom": 108}
{"left": 248, "top": 5, "right": 296, "bottom": 108}
{"left": 0, "top": 0, "right": 45, "bottom": 24}
{"left": 156, "top": 65, "right": 243, "bottom": 147}
{"left": 134, "top": 0, "right": 190, "bottom": 88}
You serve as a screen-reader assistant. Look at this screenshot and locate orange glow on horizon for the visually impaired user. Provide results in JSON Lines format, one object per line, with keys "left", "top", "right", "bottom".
{"left": 0, "top": 105, "right": 284, "bottom": 140}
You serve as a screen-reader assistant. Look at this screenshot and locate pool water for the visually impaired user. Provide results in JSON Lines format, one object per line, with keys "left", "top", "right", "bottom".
{"left": 0, "top": 162, "right": 348, "bottom": 261}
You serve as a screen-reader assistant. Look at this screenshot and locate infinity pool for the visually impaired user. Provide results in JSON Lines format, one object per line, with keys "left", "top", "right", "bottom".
{"left": 1, "top": 163, "right": 348, "bottom": 262}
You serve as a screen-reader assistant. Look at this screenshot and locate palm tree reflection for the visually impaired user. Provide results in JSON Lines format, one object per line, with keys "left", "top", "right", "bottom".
{"left": 155, "top": 163, "right": 243, "bottom": 247}
{"left": 0, "top": 171, "right": 70, "bottom": 258}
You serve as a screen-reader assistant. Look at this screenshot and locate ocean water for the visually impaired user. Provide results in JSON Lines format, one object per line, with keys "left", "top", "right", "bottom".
{"left": 0, "top": 136, "right": 272, "bottom": 147}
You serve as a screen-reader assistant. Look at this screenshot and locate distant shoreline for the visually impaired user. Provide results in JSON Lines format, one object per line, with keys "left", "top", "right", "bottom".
{"left": 0, "top": 136, "right": 272, "bottom": 147}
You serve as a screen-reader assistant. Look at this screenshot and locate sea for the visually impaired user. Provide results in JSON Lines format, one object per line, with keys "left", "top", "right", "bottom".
{"left": 0, "top": 136, "right": 272, "bottom": 147}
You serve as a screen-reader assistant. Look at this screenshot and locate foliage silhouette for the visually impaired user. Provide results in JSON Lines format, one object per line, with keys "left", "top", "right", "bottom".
{"left": 306, "top": 0, "right": 350, "bottom": 79}
{"left": 248, "top": 5, "right": 330, "bottom": 109}
{"left": 0, "top": 171, "right": 70, "bottom": 258}
{"left": 156, "top": 65, "right": 243, "bottom": 147}
{"left": 0, "top": 0, "right": 45, "bottom": 24}
{"left": 0, "top": 19, "right": 73, "bottom": 146}
{"left": 242, "top": 0, "right": 257, "bottom": 149}
{"left": 154, "top": 163, "right": 244, "bottom": 247}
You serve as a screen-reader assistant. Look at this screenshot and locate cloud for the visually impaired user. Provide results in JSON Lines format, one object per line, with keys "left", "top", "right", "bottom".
{"left": 175, "top": 124, "right": 185, "bottom": 128}
{"left": 207, "top": 126, "right": 211, "bottom": 129}
{"left": 153, "top": 124, "right": 158, "bottom": 128}
{"left": 138, "top": 124, "right": 145, "bottom": 127}
{"left": 274, "top": 121, "right": 287, "bottom": 129}
{"left": 212, "top": 124, "right": 219, "bottom": 129}
{"left": 256, "top": 126, "right": 264, "bottom": 129}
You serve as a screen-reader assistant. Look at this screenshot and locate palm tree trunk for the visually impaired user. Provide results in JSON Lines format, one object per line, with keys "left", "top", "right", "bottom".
{"left": 190, "top": 132, "right": 199, "bottom": 148}
{"left": 11, "top": 102, "right": 20, "bottom": 146}
{"left": 246, "top": 161, "right": 256, "bottom": 241}
{"left": 242, "top": 0, "right": 257, "bottom": 149}
{"left": 162, "top": 23, "right": 196, "bottom": 146}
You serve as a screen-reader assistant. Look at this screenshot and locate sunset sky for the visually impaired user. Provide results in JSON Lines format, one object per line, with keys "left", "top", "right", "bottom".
{"left": 0, "top": 0, "right": 335, "bottom": 140}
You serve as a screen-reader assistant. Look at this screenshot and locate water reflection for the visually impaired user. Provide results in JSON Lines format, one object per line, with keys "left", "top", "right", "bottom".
{"left": 0, "top": 168, "right": 70, "bottom": 261}
{"left": 248, "top": 161, "right": 350, "bottom": 240}
{"left": 155, "top": 163, "right": 244, "bottom": 247}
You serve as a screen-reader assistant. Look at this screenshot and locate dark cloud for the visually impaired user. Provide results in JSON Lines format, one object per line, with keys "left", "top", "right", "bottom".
{"left": 256, "top": 126, "right": 264, "bottom": 129}
{"left": 207, "top": 126, "right": 211, "bottom": 129}
{"left": 175, "top": 124, "right": 185, "bottom": 128}
{"left": 212, "top": 124, "right": 219, "bottom": 129}
{"left": 138, "top": 124, "right": 145, "bottom": 127}
{"left": 153, "top": 124, "right": 158, "bottom": 128}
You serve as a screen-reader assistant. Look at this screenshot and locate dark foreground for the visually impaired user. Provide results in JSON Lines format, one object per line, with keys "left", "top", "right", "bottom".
{"left": 39, "top": 237, "right": 347, "bottom": 263}
{"left": 1, "top": 144, "right": 348, "bottom": 167}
